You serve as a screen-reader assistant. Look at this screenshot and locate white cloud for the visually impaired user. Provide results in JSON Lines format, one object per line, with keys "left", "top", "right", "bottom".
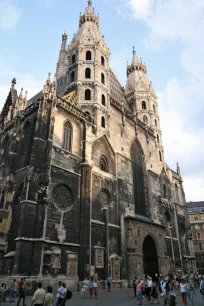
{"left": 0, "top": 0, "right": 21, "bottom": 29}
{"left": 118, "top": 0, "right": 204, "bottom": 201}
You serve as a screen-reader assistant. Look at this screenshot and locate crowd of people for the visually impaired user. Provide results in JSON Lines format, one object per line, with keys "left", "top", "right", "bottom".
{"left": 133, "top": 273, "right": 204, "bottom": 305}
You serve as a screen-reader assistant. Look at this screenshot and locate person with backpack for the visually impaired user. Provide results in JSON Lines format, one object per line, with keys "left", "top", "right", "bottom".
{"left": 200, "top": 275, "right": 204, "bottom": 301}
{"left": 60, "top": 283, "right": 67, "bottom": 306}
{"left": 106, "top": 275, "right": 112, "bottom": 292}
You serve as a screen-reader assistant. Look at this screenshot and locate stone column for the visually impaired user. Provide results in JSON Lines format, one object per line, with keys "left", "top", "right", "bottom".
{"left": 103, "top": 207, "right": 109, "bottom": 278}
{"left": 66, "top": 251, "right": 78, "bottom": 279}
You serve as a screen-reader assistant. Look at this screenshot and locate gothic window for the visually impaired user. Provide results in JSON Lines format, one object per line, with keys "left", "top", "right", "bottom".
{"left": 199, "top": 242, "right": 203, "bottom": 250}
{"left": 71, "top": 71, "right": 75, "bottom": 83}
{"left": 163, "top": 184, "right": 167, "bottom": 198}
{"left": 175, "top": 183, "right": 179, "bottom": 202}
{"left": 157, "top": 134, "right": 159, "bottom": 143}
{"left": 101, "top": 116, "right": 105, "bottom": 128}
{"left": 155, "top": 119, "right": 157, "bottom": 127}
{"left": 85, "top": 89, "right": 91, "bottom": 100}
{"left": 197, "top": 232, "right": 201, "bottom": 239}
{"left": 72, "top": 54, "right": 76, "bottom": 64}
{"left": 101, "top": 73, "right": 105, "bottom": 85}
{"left": 143, "top": 115, "right": 148, "bottom": 124}
{"left": 142, "top": 101, "right": 146, "bottom": 110}
{"left": 86, "top": 51, "right": 92, "bottom": 60}
{"left": 0, "top": 190, "right": 5, "bottom": 209}
{"left": 102, "top": 94, "right": 106, "bottom": 106}
{"left": 159, "top": 151, "right": 162, "bottom": 162}
{"left": 153, "top": 104, "right": 156, "bottom": 113}
{"left": 100, "top": 156, "right": 108, "bottom": 172}
{"left": 85, "top": 111, "right": 90, "bottom": 116}
{"left": 3, "top": 135, "right": 10, "bottom": 160}
{"left": 63, "top": 121, "right": 72, "bottom": 152}
{"left": 85, "top": 68, "right": 91, "bottom": 79}
{"left": 19, "top": 121, "right": 32, "bottom": 169}
{"left": 164, "top": 211, "right": 171, "bottom": 224}
{"left": 101, "top": 56, "right": 105, "bottom": 66}
{"left": 131, "top": 141, "right": 147, "bottom": 216}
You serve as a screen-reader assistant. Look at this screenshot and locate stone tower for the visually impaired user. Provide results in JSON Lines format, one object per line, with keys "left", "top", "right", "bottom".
{"left": 126, "top": 47, "right": 164, "bottom": 165}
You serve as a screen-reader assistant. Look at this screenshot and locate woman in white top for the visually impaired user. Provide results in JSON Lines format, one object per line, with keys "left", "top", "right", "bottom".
{"left": 180, "top": 279, "right": 187, "bottom": 305}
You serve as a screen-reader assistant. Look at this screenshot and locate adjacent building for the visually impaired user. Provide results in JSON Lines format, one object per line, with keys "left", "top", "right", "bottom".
{"left": 0, "top": 0, "right": 196, "bottom": 287}
{"left": 187, "top": 201, "right": 204, "bottom": 274}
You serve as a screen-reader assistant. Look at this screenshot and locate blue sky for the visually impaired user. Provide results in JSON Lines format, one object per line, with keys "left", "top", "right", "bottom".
{"left": 0, "top": 0, "right": 204, "bottom": 201}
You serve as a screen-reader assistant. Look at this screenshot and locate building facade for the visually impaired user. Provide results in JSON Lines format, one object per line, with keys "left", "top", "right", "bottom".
{"left": 0, "top": 0, "right": 196, "bottom": 287}
{"left": 187, "top": 201, "right": 204, "bottom": 275}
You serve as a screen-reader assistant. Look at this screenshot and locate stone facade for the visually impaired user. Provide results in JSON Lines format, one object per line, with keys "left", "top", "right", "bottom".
{"left": 0, "top": 0, "right": 196, "bottom": 288}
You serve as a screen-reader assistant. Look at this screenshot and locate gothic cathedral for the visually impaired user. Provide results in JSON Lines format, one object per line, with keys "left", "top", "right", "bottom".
{"left": 0, "top": 1, "right": 196, "bottom": 288}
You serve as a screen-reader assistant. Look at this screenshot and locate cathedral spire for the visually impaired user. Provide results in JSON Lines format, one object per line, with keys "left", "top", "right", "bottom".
{"left": 132, "top": 46, "right": 138, "bottom": 64}
{"left": 61, "top": 31, "right": 67, "bottom": 51}
{"left": 79, "top": 0, "right": 99, "bottom": 27}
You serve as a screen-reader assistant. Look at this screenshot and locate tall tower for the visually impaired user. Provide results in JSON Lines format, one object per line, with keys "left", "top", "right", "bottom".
{"left": 63, "top": 0, "right": 110, "bottom": 135}
{"left": 125, "top": 47, "right": 164, "bottom": 163}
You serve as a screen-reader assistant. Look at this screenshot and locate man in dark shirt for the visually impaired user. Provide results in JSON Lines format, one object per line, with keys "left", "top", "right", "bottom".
{"left": 17, "top": 278, "right": 26, "bottom": 306}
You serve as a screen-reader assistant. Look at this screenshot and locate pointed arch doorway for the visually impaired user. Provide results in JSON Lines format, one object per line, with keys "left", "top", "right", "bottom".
{"left": 143, "top": 235, "right": 159, "bottom": 276}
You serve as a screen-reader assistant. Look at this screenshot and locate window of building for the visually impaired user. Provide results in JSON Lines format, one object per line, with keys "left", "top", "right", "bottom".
{"left": 159, "top": 151, "right": 162, "bottom": 162}
{"left": 153, "top": 105, "right": 156, "bottom": 113}
{"left": 199, "top": 242, "right": 203, "bottom": 250}
{"left": 155, "top": 119, "right": 157, "bottom": 127}
{"left": 101, "top": 56, "right": 105, "bottom": 66}
{"left": 63, "top": 121, "right": 72, "bottom": 152}
{"left": 72, "top": 54, "right": 76, "bottom": 64}
{"left": 163, "top": 184, "right": 167, "bottom": 198}
{"left": 86, "top": 51, "right": 92, "bottom": 60}
{"left": 71, "top": 71, "right": 75, "bottom": 83}
{"left": 0, "top": 190, "right": 5, "bottom": 209}
{"left": 143, "top": 115, "right": 148, "bottom": 124}
{"left": 194, "top": 216, "right": 199, "bottom": 221}
{"left": 85, "top": 68, "right": 91, "bottom": 79}
{"left": 3, "top": 135, "right": 10, "bottom": 160}
{"left": 100, "top": 156, "right": 108, "bottom": 172}
{"left": 175, "top": 183, "right": 179, "bottom": 202}
{"left": 101, "top": 116, "right": 105, "bottom": 128}
{"left": 157, "top": 134, "right": 159, "bottom": 143}
{"left": 85, "top": 111, "right": 90, "bottom": 116}
{"left": 142, "top": 101, "right": 146, "bottom": 110}
{"left": 85, "top": 89, "right": 91, "bottom": 101}
{"left": 102, "top": 94, "right": 106, "bottom": 106}
{"left": 197, "top": 232, "right": 201, "bottom": 239}
{"left": 195, "top": 224, "right": 200, "bottom": 229}
{"left": 19, "top": 121, "right": 33, "bottom": 169}
{"left": 101, "top": 73, "right": 105, "bottom": 85}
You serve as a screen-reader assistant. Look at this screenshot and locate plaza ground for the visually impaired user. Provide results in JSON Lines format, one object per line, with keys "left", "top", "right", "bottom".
{"left": 2, "top": 288, "right": 204, "bottom": 306}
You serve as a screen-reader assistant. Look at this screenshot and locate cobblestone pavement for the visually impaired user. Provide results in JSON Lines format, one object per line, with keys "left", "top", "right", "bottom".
{"left": 2, "top": 289, "right": 204, "bottom": 306}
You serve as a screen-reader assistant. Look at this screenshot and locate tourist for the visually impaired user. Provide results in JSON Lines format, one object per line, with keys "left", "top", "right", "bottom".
{"left": 89, "top": 278, "right": 94, "bottom": 298}
{"left": 0, "top": 283, "right": 4, "bottom": 306}
{"left": 161, "top": 278, "right": 168, "bottom": 306}
{"left": 83, "top": 277, "right": 89, "bottom": 298}
{"left": 31, "top": 282, "right": 46, "bottom": 306}
{"left": 169, "top": 280, "right": 176, "bottom": 306}
{"left": 17, "top": 278, "right": 26, "bottom": 306}
{"left": 147, "top": 277, "right": 153, "bottom": 301}
{"left": 106, "top": 275, "right": 112, "bottom": 292}
{"left": 60, "top": 283, "right": 67, "bottom": 306}
{"left": 93, "top": 279, "right": 98, "bottom": 299}
{"left": 56, "top": 281, "right": 62, "bottom": 306}
{"left": 133, "top": 277, "right": 137, "bottom": 297}
{"left": 180, "top": 279, "right": 188, "bottom": 305}
{"left": 187, "top": 276, "right": 195, "bottom": 306}
{"left": 200, "top": 275, "right": 204, "bottom": 301}
{"left": 136, "top": 280, "right": 144, "bottom": 305}
{"left": 150, "top": 281, "right": 159, "bottom": 304}
{"left": 44, "top": 286, "right": 54, "bottom": 306}
{"left": 9, "top": 279, "right": 17, "bottom": 302}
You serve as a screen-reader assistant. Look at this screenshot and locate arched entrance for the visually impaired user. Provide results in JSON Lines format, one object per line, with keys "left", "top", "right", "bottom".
{"left": 143, "top": 235, "right": 159, "bottom": 276}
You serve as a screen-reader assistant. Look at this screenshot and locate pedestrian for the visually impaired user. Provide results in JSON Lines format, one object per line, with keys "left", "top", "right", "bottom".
{"left": 89, "top": 278, "right": 94, "bottom": 299}
{"left": 200, "top": 275, "right": 204, "bottom": 302}
{"left": 60, "top": 283, "right": 67, "bottom": 306}
{"left": 17, "top": 278, "right": 26, "bottom": 306}
{"left": 136, "top": 280, "right": 144, "bottom": 305}
{"left": 147, "top": 277, "right": 153, "bottom": 302}
{"left": 106, "top": 275, "right": 112, "bottom": 292}
{"left": 44, "top": 286, "right": 54, "bottom": 306}
{"left": 56, "top": 281, "right": 62, "bottom": 306}
{"left": 93, "top": 279, "right": 98, "bottom": 299}
{"left": 150, "top": 281, "right": 159, "bottom": 304}
{"left": 0, "top": 284, "right": 4, "bottom": 306}
{"left": 83, "top": 277, "right": 89, "bottom": 297}
{"left": 133, "top": 277, "right": 137, "bottom": 297}
{"left": 31, "top": 282, "right": 46, "bottom": 306}
{"left": 187, "top": 276, "right": 195, "bottom": 306}
{"left": 180, "top": 279, "right": 188, "bottom": 305}
{"left": 161, "top": 278, "right": 168, "bottom": 306}
{"left": 9, "top": 279, "right": 17, "bottom": 302}
{"left": 169, "top": 280, "right": 176, "bottom": 306}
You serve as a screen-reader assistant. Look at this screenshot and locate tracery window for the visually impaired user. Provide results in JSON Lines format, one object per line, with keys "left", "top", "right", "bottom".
{"left": 71, "top": 71, "right": 75, "bottom": 83}
{"left": 159, "top": 151, "right": 162, "bottom": 162}
{"left": 199, "top": 242, "right": 203, "bottom": 250}
{"left": 86, "top": 51, "right": 92, "bottom": 60}
{"left": 142, "top": 101, "right": 146, "bottom": 110}
{"left": 163, "top": 184, "right": 167, "bottom": 198}
{"left": 101, "top": 56, "right": 105, "bottom": 66}
{"left": 72, "top": 54, "right": 76, "bottom": 64}
{"left": 143, "top": 115, "right": 148, "bottom": 124}
{"left": 101, "top": 73, "right": 105, "bottom": 85}
{"left": 63, "top": 121, "right": 72, "bottom": 152}
{"left": 197, "top": 232, "right": 201, "bottom": 239}
{"left": 131, "top": 141, "right": 147, "bottom": 216}
{"left": 100, "top": 156, "right": 108, "bottom": 172}
{"left": 153, "top": 105, "right": 156, "bottom": 113}
{"left": 157, "top": 134, "right": 159, "bottom": 143}
{"left": 101, "top": 116, "right": 105, "bottom": 128}
{"left": 85, "top": 68, "right": 91, "bottom": 79}
{"left": 155, "top": 119, "right": 157, "bottom": 127}
{"left": 102, "top": 94, "right": 106, "bottom": 106}
{"left": 85, "top": 89, "right": 91, "bottom": 100}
